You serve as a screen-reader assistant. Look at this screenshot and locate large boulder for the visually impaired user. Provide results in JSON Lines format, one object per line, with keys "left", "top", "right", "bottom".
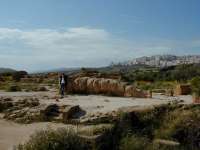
{"left": 40, "top": 104, "right": 60, "bottom": 119}
{"left": 62, "top": 105, "right": 82, "bottom": 123}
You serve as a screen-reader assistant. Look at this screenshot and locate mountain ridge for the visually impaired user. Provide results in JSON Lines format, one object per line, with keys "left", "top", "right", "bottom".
{"left": 0, "top": 68, "right": 16, "bottom": 74}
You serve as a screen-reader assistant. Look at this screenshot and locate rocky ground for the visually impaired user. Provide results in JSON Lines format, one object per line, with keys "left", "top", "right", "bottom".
{"left": 0, "top": 90, "right": 193, "bottom": 150}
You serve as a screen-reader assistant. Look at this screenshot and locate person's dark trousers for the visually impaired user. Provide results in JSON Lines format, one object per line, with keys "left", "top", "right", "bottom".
{"left": 60, "top": 83, "right": 65, "bottom": 97}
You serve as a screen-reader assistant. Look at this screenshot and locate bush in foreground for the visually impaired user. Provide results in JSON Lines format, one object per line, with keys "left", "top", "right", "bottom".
{"left": 16, "top": 128, "right": 90, "bottom": 150}
{"left": 191, "top": 77, "right": 200, "bottom": 97}
{"left": 119, "top": 135, "right": 150, "bottom": 150}
{"left": 117, "top": 104, "right": 200, "bottom": 150}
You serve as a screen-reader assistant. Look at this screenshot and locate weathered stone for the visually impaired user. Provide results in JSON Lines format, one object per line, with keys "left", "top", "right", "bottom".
{"left": 0, "top": 100, "right": 13, "bottom": 112}
{"left": 132, "top": 89, "right": 148, "bottom": 98}
{"left": 174, "top": 84, "right": 191, "bottom": 96}
{"left": 153, "top": 139, "right": 180, "bottom": 147}
{"left": 40, "top": 104, "right": 60, "bottom": 117}
{"left": 116, "top": 82, "right": 126, "bottom": 96}
{"left": 93, "top": 78, "right": 101, "bottom": 94}
{"left": 62, "top": 105, "right": 82, "bottom": 122}
{"left": 74, "top": 77, "right": 87, "bottom": 93}
{"left": 100, "top": 79, "right": 110, "bottom": 94}
{"left": 1, "top": 97, "right": 13, "bottom": 102}
{"left": 15, "top": 98, "right": 39, "bottom": 107}
{"left": 67, "top": 76, "right": 148, "bottom": 98}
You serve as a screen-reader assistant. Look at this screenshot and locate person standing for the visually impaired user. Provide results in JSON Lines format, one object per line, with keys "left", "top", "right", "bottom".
{"left": 59, "top": 73, "right": 65, "bottom": 98}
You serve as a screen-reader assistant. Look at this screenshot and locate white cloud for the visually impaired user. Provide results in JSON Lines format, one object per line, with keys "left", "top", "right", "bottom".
{"left": 0, "top": 27, "right": 199, "bottom": 72}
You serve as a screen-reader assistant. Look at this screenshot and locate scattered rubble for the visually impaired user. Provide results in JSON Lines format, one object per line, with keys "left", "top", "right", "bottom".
{"left": 1, "top": 97, "right": 102, "bottom": 124}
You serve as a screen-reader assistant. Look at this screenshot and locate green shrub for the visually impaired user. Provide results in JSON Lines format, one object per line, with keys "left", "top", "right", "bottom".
{"left": 154, "top": 105, "right": 200, "bottom": 148}
{"left": 12, "top": 71, "right": 28, "bottom": 82}
{"left": 112, "top": 104, "right": 200, "bottom": 150}
{"left": 6, "top": 85, "right": 21, "bottom": 92}
{"left": 121, "top": 64, "right": 200, "bottom": 83}
{"left": 16, "top": 128, "right": 90, "bottom": 150}
{"left": 191, "top": 77, "right": 200, "bottom": 97}
{"left": 135, "top": 81, "right": 175, "bottom": 91}
{"left": 119, "top": 135, "right": 150, "bottom": 150}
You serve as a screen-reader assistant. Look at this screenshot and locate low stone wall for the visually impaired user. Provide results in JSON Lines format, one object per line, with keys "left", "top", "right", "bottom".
{"left": 66, "top": 77, "right": 151, "bottom": 98}
{"left": 174, "top": 84, "right": 191, "bottom": 96}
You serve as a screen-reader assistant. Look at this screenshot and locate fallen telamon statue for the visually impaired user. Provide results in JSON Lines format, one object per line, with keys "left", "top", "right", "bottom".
{"left": 66, "top": 71, "right": 152, "bottom": 98}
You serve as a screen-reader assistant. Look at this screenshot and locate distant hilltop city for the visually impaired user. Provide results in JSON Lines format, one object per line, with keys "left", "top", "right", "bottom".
{"left": 113, "top": 55, "right": 200, "bottom": 68}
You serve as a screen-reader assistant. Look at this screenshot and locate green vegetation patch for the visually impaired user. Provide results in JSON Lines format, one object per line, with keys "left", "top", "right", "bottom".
{"left": 6, "top": 85, "right": 22, "bottom": 92}
{"left": 16, "top": 128, "right": 90, "bottom": 150}
{"left": 117, "top": 104, "right": 200, "bottom": 150}
{"left": 191, "top": 76, "right": 200, "bottom": 97}
{"left": 121, "top": 63, "right": 200, "bottom": 83}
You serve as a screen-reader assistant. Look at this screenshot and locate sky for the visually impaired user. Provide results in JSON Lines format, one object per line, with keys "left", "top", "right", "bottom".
{"left": 0, "top": 0, "right": 199, "bottom": 72}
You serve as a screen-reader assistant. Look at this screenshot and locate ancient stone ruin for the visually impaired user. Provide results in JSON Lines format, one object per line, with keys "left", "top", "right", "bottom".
{"left": 66, "top": 71, "right": 151, "bottom": 98}
{"left": 0, "top": 97, "right": 86, "bottom": 124}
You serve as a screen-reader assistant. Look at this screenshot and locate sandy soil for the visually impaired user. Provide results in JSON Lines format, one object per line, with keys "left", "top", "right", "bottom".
{"left": 0, "top": 119, "right": 75, "bottom": 150}
{"left": 0, "top": 91, "right": 193, "bottom": 150}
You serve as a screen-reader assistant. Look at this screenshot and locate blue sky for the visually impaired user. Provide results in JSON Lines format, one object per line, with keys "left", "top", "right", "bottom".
{"left": 0, "top": 0, "right": 199, "bottom": 72}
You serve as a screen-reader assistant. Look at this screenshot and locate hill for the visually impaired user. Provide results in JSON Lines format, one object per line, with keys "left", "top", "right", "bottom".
{"left": 0, "top": 68, "right": 16, "bottom": 74}
{"left": 32, "top": 68, "right": 81, "bottom": 74}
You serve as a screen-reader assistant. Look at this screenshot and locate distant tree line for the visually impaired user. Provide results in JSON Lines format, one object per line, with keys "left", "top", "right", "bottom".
{"left": 0, "top": 71, "right": 28, "bottom": 82}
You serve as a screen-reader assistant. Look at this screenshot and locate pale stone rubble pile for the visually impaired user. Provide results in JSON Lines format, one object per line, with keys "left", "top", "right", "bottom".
{"left": 0, "top": 96, "right": 119, "bottom": 124}
{"left": 0, "top": 97, "right": 84, "bottom": 124}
